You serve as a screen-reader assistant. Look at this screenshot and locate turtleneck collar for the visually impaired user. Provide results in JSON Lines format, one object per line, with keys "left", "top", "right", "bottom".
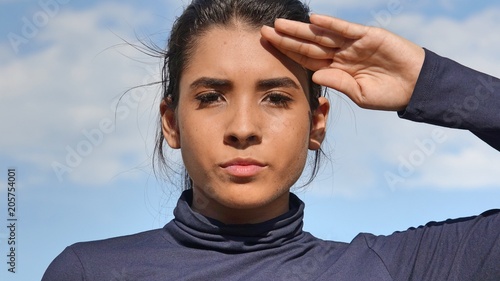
{"left": 164, "top": 189, "right": 305, "bottom": 253}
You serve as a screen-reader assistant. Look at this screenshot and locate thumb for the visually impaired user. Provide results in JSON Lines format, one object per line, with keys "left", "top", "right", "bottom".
{"left": 312, "top": 68, "right": 361, "bottom": 101}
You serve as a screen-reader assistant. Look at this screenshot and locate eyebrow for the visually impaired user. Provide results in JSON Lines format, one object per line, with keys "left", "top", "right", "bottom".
{"left": 257, "top": 77, "right": 300, "bottom": 91}
{"left": 189, "top": 77, "right": 300, "bottom": 91}
{"left": 190, "top": 77, "right": 232, "bottom": 90}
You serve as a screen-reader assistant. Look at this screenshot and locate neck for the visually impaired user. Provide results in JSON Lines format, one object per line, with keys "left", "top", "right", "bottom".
{"left": 191, "top": 189, "right": 290, "bottom": 224}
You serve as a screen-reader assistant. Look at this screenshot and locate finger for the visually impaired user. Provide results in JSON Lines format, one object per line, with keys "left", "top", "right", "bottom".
{"left": 310, "top": 14, "right": 368, "bottom": 40}
{"left": 274, "top": 18, "right": 346, "bottom": 48}
{"left": 261, "top": 25, "right": 336, "bottom": 59}
{"left": 274, "top": 46, "right": 333, "bottom": 71}
{"left": 312, "top": 69, "right": 363, "bottom": 104}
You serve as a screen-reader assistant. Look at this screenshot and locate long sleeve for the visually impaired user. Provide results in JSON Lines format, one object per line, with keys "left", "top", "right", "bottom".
{"left": 399, "top": 48, "right": 500, "bottom": 151}
{"left": 42, "top": 246, "right": 85, "bottom": 281}
{"left": 377, "top": 49, "right": 500, "bottom": 280}
{"left": 366, "top": 209, "right": 500, "bottom": 281}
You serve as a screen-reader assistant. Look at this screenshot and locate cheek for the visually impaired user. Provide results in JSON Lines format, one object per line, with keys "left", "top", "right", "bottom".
{"left": 180, "top": 122, "right": 208, "bottom": 149}
{"left": 177, "top": 113, "right": 206, "bottom": 163}
{"left": 269, "top": 113, "right": 311, "bottom": 160}
{"left": 272, "top": 112, "right": 310, "bottom": 143}
{"left": 176, "top": 110, "right": 224, "bottom": 174}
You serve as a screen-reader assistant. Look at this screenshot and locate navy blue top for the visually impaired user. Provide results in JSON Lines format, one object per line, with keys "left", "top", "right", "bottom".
{"left": 42, "top": 49, "right": 500, "bottom": 281}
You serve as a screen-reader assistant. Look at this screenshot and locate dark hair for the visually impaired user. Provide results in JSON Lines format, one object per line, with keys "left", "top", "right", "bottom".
{"left": 154, "top": 0, "right": 324, "bottom": 189}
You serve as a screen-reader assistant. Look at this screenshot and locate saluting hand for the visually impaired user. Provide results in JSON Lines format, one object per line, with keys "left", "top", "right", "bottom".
{"left": 261, "top": 14, "right": 425, "bottom": 111}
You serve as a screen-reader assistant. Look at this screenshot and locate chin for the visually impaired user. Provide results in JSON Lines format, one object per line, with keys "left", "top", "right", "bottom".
{"left": 217, "top": 185, "right": 288, "bottom": 209}
{"left": 192, "top": 180, "right": 292, "bottom": 223}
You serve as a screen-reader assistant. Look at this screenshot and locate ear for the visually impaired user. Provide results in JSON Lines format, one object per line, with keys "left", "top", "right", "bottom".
{"left": 309, "top": 97, "right": 330, "bottom": 150}
{"left": 160, "top": 99, "right": 181, "bottom": 149}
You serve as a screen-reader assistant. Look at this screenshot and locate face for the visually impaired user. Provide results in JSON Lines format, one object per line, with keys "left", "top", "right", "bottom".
{"left": 161, "top": 24, "right": 329, "bottom": 224}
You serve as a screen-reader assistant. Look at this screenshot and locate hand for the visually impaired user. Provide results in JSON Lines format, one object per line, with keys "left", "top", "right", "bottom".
{"left": 261, "top": 14, "right": 425, "bottom": 111}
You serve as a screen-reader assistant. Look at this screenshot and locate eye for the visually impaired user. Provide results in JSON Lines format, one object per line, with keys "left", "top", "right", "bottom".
{"left": 264, "top": 92, "right": 292, "bottom": 108}
{"left": 195, "top": 92, "right": 225, "bottom": 106}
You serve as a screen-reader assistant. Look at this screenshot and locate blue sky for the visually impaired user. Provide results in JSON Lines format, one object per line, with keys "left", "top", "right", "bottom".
{"left": 1, "top": 0, "right": 500, "bottom": 280}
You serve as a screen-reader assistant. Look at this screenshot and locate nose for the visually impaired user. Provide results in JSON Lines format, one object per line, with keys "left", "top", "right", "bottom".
{"left": 223, "top": 101, "right": 262, "bottom": 149}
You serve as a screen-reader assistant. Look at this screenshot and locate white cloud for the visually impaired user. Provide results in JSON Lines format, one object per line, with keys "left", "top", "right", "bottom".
{"left": 310, "top": 0, "right": 390, "bottom": 10}
{"left": 389, "top": 8, "right": 500, "bottom": 75}
{"left": 0, "top": 3, "right": 162, "bottom": 185}
{"left": 409, "top": 142, "right": 500, "bottom": 189}
{"left": 305, "top": 7, "right": 500, "bottom": 197}
{"left": 3, "top": 1, "right": 500, "bottom": 192}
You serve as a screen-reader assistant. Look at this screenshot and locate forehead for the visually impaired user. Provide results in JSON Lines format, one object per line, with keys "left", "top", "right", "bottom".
{"left": 181, "top": 25, "right": 308, "bottom": 89}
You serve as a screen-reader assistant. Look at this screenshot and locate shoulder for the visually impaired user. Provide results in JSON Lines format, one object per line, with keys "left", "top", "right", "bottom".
{"left": 42, "top": 228, "right": 171, "bottom": 280}
{"left": 71, "top": 228, "right": 169, "bottom": 254}
{"left": 359, "top": 209, "right": 500, "bottom": 280}
{"left": 361, "top": 209, "right": 500, "bottom": 252}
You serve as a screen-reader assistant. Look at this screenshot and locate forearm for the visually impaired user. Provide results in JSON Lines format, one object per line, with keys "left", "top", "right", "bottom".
{"left": 399, "top": 48, "right": 500, "bottom": 150}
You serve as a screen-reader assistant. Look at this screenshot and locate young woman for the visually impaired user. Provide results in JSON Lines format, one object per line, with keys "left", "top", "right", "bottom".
{"left": 43, "top": 0, "right": 500, "bottom": 280}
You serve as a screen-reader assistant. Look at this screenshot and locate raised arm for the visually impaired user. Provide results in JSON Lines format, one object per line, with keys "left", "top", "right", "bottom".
{"left": 262, "top": 14, "right": 500, "bottom": 151}
{"left": 261, "top": 14, "right": 425, "bottom": 111}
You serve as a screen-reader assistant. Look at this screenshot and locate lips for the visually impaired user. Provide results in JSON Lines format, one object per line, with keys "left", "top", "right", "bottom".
{"left": 219, "top": 158, "right": 266, "bottom": 178}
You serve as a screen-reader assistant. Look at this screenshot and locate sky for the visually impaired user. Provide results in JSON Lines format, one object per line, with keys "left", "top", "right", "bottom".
{"left": 1, "top": 0, "right": 500, "bottom": 280}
